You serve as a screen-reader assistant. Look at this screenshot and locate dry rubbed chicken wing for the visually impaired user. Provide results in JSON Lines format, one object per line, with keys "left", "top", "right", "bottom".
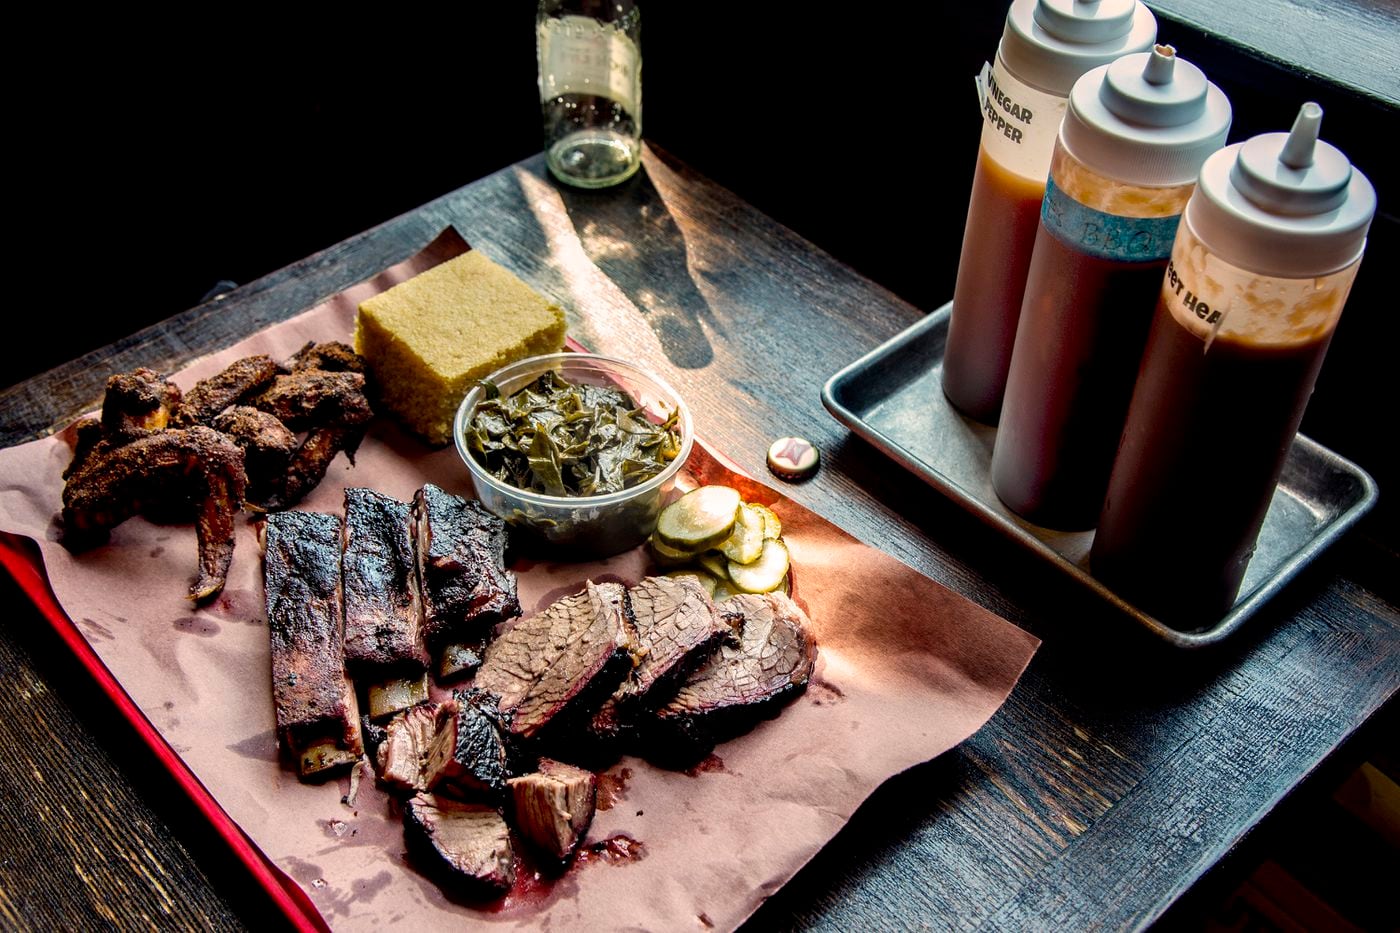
{"left": 173, "top": 355, "right": 279, "bottom": 427}
{"left": 252, "top": 371, "right": 373, "bottom": 431}
{"left": 62, "top": 425, "right": 247, "bottom": 601}
{"left": 211, "top": 406, "right": 298, "bottom": 502}
{"left": 60, "top": 342, "right": 373, "bottom": 603}
{"left": 101, "top": 368, "right": 183, "bottom": 443}
{"left": 287, "top": 340, "right": 366, "bottom": 375}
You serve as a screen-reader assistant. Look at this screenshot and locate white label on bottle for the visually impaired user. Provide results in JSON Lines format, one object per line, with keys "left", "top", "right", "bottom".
{"left": 1161, "top": 219, "right": 1357, "bottom": 348}
{"left": 976, "top": 59, "right": 1066, "bottom": 182}
{"left": 538, "top": 15, "right": 640, "bottom": 115}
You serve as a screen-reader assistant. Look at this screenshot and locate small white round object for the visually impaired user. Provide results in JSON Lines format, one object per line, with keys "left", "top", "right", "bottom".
{"left": 766, "top": 437, "right": 819, "bottom": 482}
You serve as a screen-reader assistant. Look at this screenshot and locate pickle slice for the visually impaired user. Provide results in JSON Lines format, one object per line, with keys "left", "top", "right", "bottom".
{"left": 696, "top": 551, "right": 730, "bottom": 582}
{"left": 711, "top": 578, "right": 741, "bottom": 602}
{"left": 748, "top": 503, "right": 783, "bottom": 540}
{"left": 718, "top": 504, "right": 765, "bottom": 564}
{"left": 655, "top": 486, "right": 742, "bottom": 551}
{"left": 648, "top": 534, "right": 698, "bottom": 567}
{"left": 728, "top": 538, "right": 790, "bottom": 594}
{"left": 666, "top": 567, "right": 720, "bottom": 597}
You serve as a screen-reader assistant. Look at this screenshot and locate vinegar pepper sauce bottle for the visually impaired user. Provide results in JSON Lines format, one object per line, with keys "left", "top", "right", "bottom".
{"left": 1092, "top": 104, "right": 1376, "bottom": 627}
{"left": 942, "top": 0, "right": 1156, "bottom": 424}
{"left": 991, "top": 46, "right": 1231, "bottom": 529}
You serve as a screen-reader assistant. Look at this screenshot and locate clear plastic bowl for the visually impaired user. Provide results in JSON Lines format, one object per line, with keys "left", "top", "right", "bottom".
{"left": 454, "top": 352, "right": 694, "bottom": 559}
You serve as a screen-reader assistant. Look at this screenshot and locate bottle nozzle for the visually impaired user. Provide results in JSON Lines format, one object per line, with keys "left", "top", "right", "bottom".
{"left": 1142, "top": 44, "right": 1176, "bottom": 84}
{"left": 1279, "top": 102, "right": 1324, "bottom": 169}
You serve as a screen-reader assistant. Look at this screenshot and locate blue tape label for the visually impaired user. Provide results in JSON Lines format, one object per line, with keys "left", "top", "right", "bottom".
{"left": 1041, "top": 177, "right": 1180, "bottom": 263}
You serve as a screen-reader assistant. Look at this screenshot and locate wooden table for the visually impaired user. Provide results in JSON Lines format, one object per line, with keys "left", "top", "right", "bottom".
{"left": 2, "top": 147, "right": 1396, "bottom": 930}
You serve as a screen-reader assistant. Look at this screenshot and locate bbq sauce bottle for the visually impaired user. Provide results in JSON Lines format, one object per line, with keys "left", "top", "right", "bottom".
{"left": 942, "top": 0, "right": 1156, "bottom": 424}
{"left": 991, "top": 46, "right": 1231, "bottom": 529}
{"left": 1092, "top": 104, "right": 1376, "bottom": 627}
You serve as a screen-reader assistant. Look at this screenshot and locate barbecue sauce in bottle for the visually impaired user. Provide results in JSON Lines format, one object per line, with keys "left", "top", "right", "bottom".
{"left": 1092, "top": 104, "right": 1376, "bottom": 626}
{"left": 942, "top": 0, "right": 1156, "bottom": 423}
{"left": 991, "top": 46, "right": 1231, "bottom": 529}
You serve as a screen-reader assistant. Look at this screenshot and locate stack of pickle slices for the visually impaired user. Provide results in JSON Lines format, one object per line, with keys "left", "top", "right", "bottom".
{"left": 647, "top": 485, "right": 791, "bottom": 600}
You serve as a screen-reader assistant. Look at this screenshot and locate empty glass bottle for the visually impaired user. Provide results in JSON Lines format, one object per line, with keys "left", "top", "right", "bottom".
{"left": 537, "top": 0, "right": 642, "bottom": 188}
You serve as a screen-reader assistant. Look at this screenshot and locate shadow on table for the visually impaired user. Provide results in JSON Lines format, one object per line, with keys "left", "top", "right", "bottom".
{"left": 518, "top": 161, "right": 720, "bottom": 370}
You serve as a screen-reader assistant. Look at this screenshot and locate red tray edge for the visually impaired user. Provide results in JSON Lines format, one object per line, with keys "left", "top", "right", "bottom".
{"left": 0, "top": 532, "right": 329, "bottom": 933}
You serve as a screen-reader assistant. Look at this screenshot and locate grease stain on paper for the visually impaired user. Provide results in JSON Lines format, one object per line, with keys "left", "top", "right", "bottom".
{"left": 77, "top": 617, "right": 115, "bottom": 641}
{"left": 172, "top": 616, "right": 221, "bottom": 638}
{"left": 207, "top": 587, "right": 263, "bottom": 625}
{"left": 596, "top": 766, "right": 632, "bottom": 811}
{"left": 684, "top": 754, "right": 727, "bottom": 777}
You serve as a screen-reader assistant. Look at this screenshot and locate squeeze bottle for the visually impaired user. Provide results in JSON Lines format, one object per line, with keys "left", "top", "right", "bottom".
{"left": 992, "top": 46, "right": 1231, "bottom": 529}
{"left": 942, "top": 0, "right": 1156, "bottom": 423}
{"left": 1092, "top": 103, "right": 1376, "bottom": 626}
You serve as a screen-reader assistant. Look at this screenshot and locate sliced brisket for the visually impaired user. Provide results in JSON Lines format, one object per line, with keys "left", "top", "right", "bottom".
{"left": 508, "top": 759, "right": 597, "bottom": 861}
{"left": 474, "top": 580, "right": 634, "bottom": 741}
{"left": 403, "top": 794, "right": 515, "bottom": 896}
{"left": 424, "top": 690, "right": 509, "bottom": 799}
{"left": 649, "top": 591, "right": 816, "bottom": 762}
{"left": 374, "top": 702, "right": 443, "bottom": 794}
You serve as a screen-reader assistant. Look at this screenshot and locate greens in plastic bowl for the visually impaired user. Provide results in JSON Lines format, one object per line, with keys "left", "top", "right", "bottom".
{"left": 454, "top": 352, "right": 694, "bottom": 559}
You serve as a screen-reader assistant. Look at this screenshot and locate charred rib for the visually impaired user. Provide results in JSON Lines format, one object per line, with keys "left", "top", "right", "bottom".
{"left": 341, "top": 487, "right": 428, "bottom": 719}
{"left": 413, "top": 484, "right": 519, "bottom": 675}
{"left": 263, "top": 510, "right": 363, "bottom": 780}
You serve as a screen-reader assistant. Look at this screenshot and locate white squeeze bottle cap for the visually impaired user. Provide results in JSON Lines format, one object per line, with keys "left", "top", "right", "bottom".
{"left": 1000, "top": 0, "right": 1158, "bottom": 94}
{"left": 1061, "top": 45, "right": 1232, "bottom": 185}
{"left": 1186, "top": 103, "right": 1378, "bottom": 277}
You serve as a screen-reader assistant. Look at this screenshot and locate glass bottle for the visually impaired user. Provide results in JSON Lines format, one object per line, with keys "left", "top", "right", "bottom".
{"left": 942, "top": 0, "right": 1157, "bottom": 423}
{"left": 1092, "top": 103, "right": 1376, "bottom": 626}
{"left": 537, "top": 0, "right": 642, "bottom": 188}
{"left": 991, "top": 46, "right": 1231, "bottom": 529}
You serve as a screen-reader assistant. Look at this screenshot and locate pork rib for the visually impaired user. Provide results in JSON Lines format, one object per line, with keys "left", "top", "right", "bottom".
{"left": 263, "top": 510, "right": 364, "bottom": 779}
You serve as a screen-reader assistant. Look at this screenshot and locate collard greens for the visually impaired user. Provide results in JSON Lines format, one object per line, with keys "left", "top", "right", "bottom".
{"left": 465, "top": 370, "right": 681, "bottom": 497}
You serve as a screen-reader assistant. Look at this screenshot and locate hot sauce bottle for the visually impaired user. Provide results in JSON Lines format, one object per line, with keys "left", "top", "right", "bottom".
{"left": 992, "top": 46, "right": 1231, "bottom": 529}
{"left": 942, "top": 0, "right": 1157, "bottom": 424}
{"left": 1092, "top": 104, "right": 1376, "bottom": 627}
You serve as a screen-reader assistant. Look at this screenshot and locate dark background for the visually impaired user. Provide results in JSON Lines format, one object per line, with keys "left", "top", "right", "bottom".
{"left": 19, "top": 6, "right": 1398, "bottom": 513}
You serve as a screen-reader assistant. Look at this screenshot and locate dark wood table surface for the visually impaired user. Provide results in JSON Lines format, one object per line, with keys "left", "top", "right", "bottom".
{"left": 2, "top": 146, "right": 1396, "bottom": 930}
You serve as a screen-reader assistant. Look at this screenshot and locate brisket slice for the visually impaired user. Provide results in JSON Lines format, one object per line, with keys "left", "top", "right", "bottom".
{"left": 586, "top": 575, "right": 738, "bottom": 748}
{"left": 403, "top": 794, "right": 515, "bottom": 896}
{"left": 374, "top": 702, "right": 443, "bottom": 795}
{"left": 263, "top": 510, "right": 364, "bottom": 780}
{"left": 341, "top": 487, "right": 428, "bottom": 677}
{"left": 619, "top": 575, "right": 737, "bottom": 703}
{"left": 648, "top": 591, "right": 816, "bottom": 763}
{"left": 424, "top": 690, "right": 509, "bottom": 799}
{"left": 474, "top": 580, "right": 635, "bottom": 741}
{"left": 413, "top": 483, "right": 519, "bottom": 652}
{"left": 508, "top": 759, "right": 597, "bottom": 861}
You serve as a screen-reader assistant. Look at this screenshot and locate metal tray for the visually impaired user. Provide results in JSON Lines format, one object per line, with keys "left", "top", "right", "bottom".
{"left": 821, "top": 303, "right": 1379, "bottom": 648}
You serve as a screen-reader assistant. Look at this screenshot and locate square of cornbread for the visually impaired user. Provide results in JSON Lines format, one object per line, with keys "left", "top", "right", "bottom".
{"left": 355, "top": 250, "right": 567, "bottom": 445}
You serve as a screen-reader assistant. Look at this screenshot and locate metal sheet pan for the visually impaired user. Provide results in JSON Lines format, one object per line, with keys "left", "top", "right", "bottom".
{"left": 821, "top": 303, "right": 1379, "bottom": 648}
